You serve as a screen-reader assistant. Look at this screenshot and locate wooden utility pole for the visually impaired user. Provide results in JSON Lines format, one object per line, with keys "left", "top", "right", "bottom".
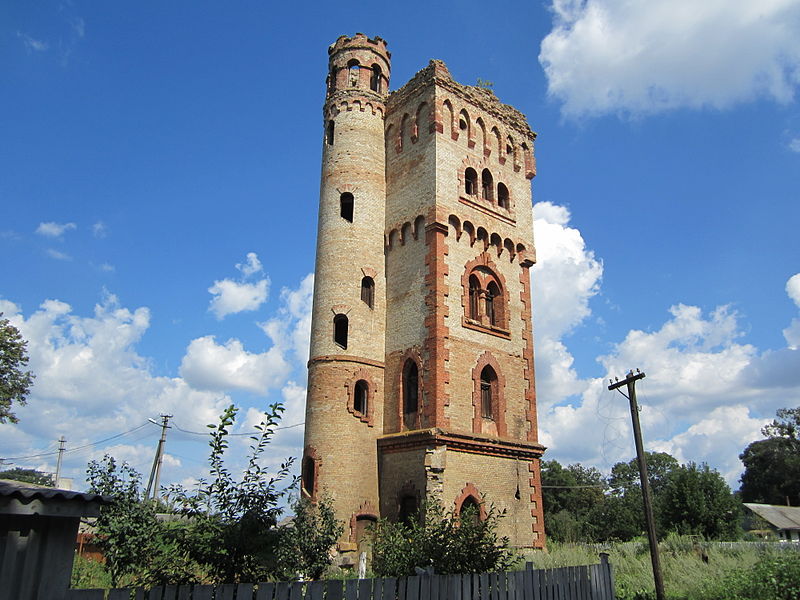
{"left": 55, "top": 436, "right": 66, "bottom": 487}
{"left": 609, "top": 370, "right": 665, "bottom": 600}
{"left": 145, "top": 414, "right": 171, "bottom": 501}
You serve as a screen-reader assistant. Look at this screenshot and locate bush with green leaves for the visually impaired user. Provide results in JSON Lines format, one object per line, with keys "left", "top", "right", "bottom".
{"left": 371, "top": 501, "right": 515, "bottom": 576}
{"left": 275, "top": 495, "right": 343, "bottom": 580}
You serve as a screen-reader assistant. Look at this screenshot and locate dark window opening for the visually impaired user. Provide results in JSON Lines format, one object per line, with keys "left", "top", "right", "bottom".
{"left": 361, "top": 276, "right": 375, "bottom": 308}
{"left": 333, "top": 314, "right": 348, "bottom": 349}
{"left": 480, "top": 365, "right": 496, "bottom": 419}
{"left": 326, "top": 120, "right": 335, "bottom": 145}
{"left": 481, "top": 169, "right": 494, "bottom": 201}
{"left": 354, "top": 379, "right": 368, "bottom": 415}
{"left": 486, "top": 281, "right": 501, "bottom": 326}
{"left": 302, "top": 456, "right": 315, "bottom": 498}
{"left": 403, "top": 360, "right": 419, "bottom": 414}
{"left": 469, "top": 275, "right": 480, "bottom": 320}
{"left": 506, "top": 143, "right": 513, "bottom": 156}
{"left": 459, "top": 118, "right": 467, "bottom": 130}
{"left": 340, "top": 192, "right": 354, "bottom": 222}
{"left": 370, "top": 64, "right": 382, "bottom": 92}
{"left": 465, "top": 168, "right": 478, "bottom": 196}
{"left": 460, "top": 496, "right": 482, "bottom": 525}
{"left": 497, "top": 183, "right": 509, "bottom": 209}
{"left": 398, "top": 495, "right": 418, "bottom": 526}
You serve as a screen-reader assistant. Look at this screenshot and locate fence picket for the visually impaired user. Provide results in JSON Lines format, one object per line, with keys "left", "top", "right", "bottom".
{"left": 192, "top": 585, "right": 213, "bottom": 600}
{"left": 459, "top": 573, "right": 471, "bottom": 600}
{"left": 345, "top": 579, "right": 358, "bottom": 600}
{"left": 326, "top": 579, "right": 344, "bottom": 600}
{"left": 217, "top": 583, "right": 236, "bottom": 600}
{"left": 358, "top": 578, "right": 373, "bottom": 600}
{"left": 275, "top": 581, "right": 290, "bottom": 600}
{"left": 382, "top": 578, "right": 396, "bottom": 600}
{"left": 306, "top": 580, "right": 323, "bottom": 600}
{"left": 418, "top": 574, "right": 431, "bottom": 600}
{"left": 291, "top": 582, "right": 306, "bottom": 600}
{"left": 257, "top": 582, "right": 276, "bottom": 600}
{"left": 108, "top": 589, "right": 132, "bottom": 600}
{"left": 176, "top": 585, "right": 192, "bottom": 600}
{"left": 237, "top": 583, "right": 255, "bottom": 600}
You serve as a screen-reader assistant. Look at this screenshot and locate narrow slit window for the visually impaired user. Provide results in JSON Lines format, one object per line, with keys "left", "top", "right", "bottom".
{"left": 480, "top": 365, "right": 496, "bottom": 419}
{"left": 333, "top": 314, "right": 348, "bottom": 349}
{"left": 465, "top": 168, "right": 478, "bottom": 196}
{"left": 486, "top": 281, "right": 501, "bottom": 326}
{"left": 340, "top": 192, "right": 354, "bottom": 222}
{"left": 361, "top": 276, "right": 375, "bottom": 308}
{"left": 348, "top": 59, "right": 360, "bottom": 87}
{"left": 354, "top": 379, "right": 368, "bottom": 415}
{"left": 403, "top": 360, "right": 419, "bottom": 414}
{"left": 302, "top": 456, "right": 315, "bottom": 498}
{"left": 469, "top": 275, "right": 480, "bottom": 320}
{"left": 326, "top": 120, "right": 335, "bottom": 145}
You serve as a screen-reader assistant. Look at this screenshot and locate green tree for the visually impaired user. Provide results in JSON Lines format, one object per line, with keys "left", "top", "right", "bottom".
{"left": 541, "top": 460, "right": 605, "bottom": 542}
{"left": 0, "top": 467, "right": 55, "bottom": 486}
{"left": 657, "top": 462, "right": 741, "bottom": 539}
{"left": 170, "top": 403, "right": 295, "bottom": 583}
{"left": 0, "top": 314, "right": 35, "bottom": 424}
{"left": 275, "top": 495, "right": 343, "bottom": 580}
{"left": 371, "top": 501, "right": 515, "bottom": 576}
{"left": 740, "top": 407, "right": 800, "bottom": 506}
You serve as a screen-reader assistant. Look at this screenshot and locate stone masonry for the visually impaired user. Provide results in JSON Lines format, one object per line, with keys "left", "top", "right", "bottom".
{"left": 302, "top": 34, "right": 546, "bottom": 559}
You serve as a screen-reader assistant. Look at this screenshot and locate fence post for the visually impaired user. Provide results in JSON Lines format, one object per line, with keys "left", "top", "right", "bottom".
{"left": 599, "top": 553, "right": 614, "bottom": 600}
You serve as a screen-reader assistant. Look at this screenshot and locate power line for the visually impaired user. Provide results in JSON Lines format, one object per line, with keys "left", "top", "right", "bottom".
{"left": 1, "top": 423, "right": 151, "bottom": 461}
{"left": 171, "top": 421, "right": 305, "bottom": 436}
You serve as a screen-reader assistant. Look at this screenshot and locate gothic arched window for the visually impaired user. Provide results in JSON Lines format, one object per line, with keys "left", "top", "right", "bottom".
{"left": 403, "top": 359, "right": 419, "bottom": 414}
{"left": 464, "top": 168, "right": 478, "bottom": 196}
{"left": 469, "top": 275, "right": 480, "bottom": 320}
{"left": 497, "top": 183, "right": 509, "bottom": 209}
{"left": 480, "top": 365, "right": 497, "bottom": 419}
{"left": 481, "top": 169, "right": 494, "bottom": 201}
{"left": 370, "top": 64, "right": 382, "bottom": 92}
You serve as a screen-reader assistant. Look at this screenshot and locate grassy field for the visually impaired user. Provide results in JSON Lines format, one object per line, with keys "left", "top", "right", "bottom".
{"left": 521, "top": 536, "right": 800, "bottom": 599}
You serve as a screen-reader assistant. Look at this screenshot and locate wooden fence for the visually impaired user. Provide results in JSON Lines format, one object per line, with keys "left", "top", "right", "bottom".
{"left": 65, "top": 555, "right": 615, "bottom": 600}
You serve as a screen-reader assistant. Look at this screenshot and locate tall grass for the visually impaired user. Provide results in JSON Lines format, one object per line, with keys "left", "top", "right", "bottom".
{"left": 521, "top": 535, "right": 800, "bottom": 600}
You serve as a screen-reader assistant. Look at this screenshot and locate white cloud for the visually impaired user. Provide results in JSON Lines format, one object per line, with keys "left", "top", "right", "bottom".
{"left": 208, "top": 279, "right": 269, "bottom": 319}
{"left": 45, "top": 249, "right": 72, "bottom": 261}
{"left": 179, "top": 336, "right": 290, "bottom": 394}
{"left": 236, "top": 252, "right": 263, "bottom": 277}
{"left": 18, "top": 32, "right": 49, "bottom": 52}
{"left": 208, "top": 254, "right": 270, "bottom": 319}
{"left": 783, "top": 273, "right": 800, "bottom": 348}
{"left": 260, "top": 273, "right": 314, "bottom": 365}
{"left": 789, "top": 138, "right": 800, "bottom": 153}
{"left": 98, "top": 263, "right": 115, "bottom": 273}
{"left": 92, "top": 221, "right": 108, "bottom": 238}
{"left": 539, "top": 0, "right": 800, "bottom": 117}
{"left": 36, "top": 221, "right": 76, "bottom": 238}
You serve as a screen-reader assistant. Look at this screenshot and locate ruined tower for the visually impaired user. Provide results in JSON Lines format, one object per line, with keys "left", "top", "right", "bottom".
{"left": 302, "top": 34, "right": 545, "bottom": 557}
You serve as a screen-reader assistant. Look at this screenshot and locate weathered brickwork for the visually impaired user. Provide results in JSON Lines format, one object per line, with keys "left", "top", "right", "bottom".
{"left": 302, "top": 34, "right": 546, "bottom": 554}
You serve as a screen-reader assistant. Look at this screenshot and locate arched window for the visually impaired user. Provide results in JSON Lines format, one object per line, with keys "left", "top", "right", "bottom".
{"left": 403, "top": 359, "right": 419, "bottom": 414}
{"left": 497, "top": 183, "right": 509, "bottom": 209}
{"left": 469, "top": 275, "right": 480, "bottom": 320}
{"left": 333, "top": 314, "right": 348, "bottom": 349}
{"left": 348, "top": 59, "right": 360, "bottom": 87}
{"left": 464, "top": 168, "right": 478, "bottom": 195}
{"left": 354, "top": 379, "right": 368, "bottom": 415}
{"left": 340, "top": 192, "right": 354, "bottom": 222}
{"left": 370, "top": 64, "right": 382, "bottom": 92}
{"left": 326, "top": 120, "right": 335, "bottom": 145}
{"left": 481, "top": 169, "right": 494, "bottom": 201}
{"left": 398, "top": 494, "right": 418, "bottom": 526}
{"left": 486, "top": 280, "right": 501, "bottom": 326}
{"left": 301, "top": 456, "right": 316, "bottom": 498}
{"left": 459, "top": 496, "right": 482, "bottom": 525}
{"left": 480, "top": 365, "right": 496, "bottom": 419}
{"left": 361, "top": 276, "right": 374, "bottom": 308}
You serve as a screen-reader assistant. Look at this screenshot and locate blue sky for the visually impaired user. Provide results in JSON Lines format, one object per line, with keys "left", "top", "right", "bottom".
{"left": 2, "top": 1, "right": 799, "bottom": 491}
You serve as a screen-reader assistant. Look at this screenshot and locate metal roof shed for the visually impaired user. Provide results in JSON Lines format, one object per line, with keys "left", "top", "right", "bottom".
{"left": 0, "top": 479, "right": 110, "bottom": 600}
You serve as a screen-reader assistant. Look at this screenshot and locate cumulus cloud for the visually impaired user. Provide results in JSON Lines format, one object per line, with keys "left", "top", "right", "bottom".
{"left": 0, "top": 295, "right": 230, "bottom": 482}
{"left": 45, "top": 249, "right": 72, "bottom": 261}
{"left": 260, "top": 274, "right": 314, "bottom": 365}
{"left": 92, "top": 221, "right": 108, "bottom": 238}
{"left": 539, "top": 0, "right": 800, "bottom": 117}
{"left": 531, "top": 202, "right": 603, "bottom": 404}
{"left": 179, "top": 336, "right": 290, "bottom": 394}
{"left": 208, "top": 253, "right": 269, "bottom": 319}
{"left": 789, "top": 138, "right": 800, "bottom": 153}
{"left": 783, "top": 273, "right": 800, "bottom": 348}
{"left": 236, "top": 252, "right": 263, "bottom": 277}
{"left": 36, "top": 221, "right": 76, "bottom": 238}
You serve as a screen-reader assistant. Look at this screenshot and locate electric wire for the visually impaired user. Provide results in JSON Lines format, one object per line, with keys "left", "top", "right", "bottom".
{"left": 1, "top": 422, "right": 151, "bottom": 461}
{"left": 171, "top": 421, "right": 305, "bottom": 436}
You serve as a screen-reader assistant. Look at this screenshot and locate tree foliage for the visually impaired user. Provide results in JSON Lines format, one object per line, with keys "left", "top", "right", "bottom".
{"left": 275, "top": 495, "right": 343, "bottom": 580}
{"left": 371, "top": 501, "right": 515, "bottom": 577}
{"left": 0, "top": 313, "right": 35, "bottom": 424}
{"left": 0, "top": 467, "right": 54, "bottom": 486}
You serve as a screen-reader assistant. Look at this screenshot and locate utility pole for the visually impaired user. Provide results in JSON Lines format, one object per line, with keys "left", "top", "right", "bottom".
{"left": 609, "top": 370, "right": 665, "bottom": 600}
{"left": 55, "top": 436, "right": 66, "bottom": 487}
{"left": 145, "top": 415, "right": 171, "bottom": 502}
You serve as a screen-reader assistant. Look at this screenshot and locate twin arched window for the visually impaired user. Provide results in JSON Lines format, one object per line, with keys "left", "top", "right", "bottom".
{"left": 466, "top": 267, "right": 505, "bottom": 329}
{"left": 463, "top": 168, "right": 509, "bottom": 210}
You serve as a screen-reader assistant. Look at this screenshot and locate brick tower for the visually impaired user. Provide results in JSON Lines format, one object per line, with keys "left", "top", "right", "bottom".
{"left": 302, "top": 34, "right": 546, "bottom": 557}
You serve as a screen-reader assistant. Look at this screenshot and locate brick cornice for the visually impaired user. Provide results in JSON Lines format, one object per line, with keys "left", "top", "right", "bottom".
{"left": 308, "top": 355, "right": 385, "bottom": 369}
{"left": 377, "top": 428, "right": 545, "bottom": 459}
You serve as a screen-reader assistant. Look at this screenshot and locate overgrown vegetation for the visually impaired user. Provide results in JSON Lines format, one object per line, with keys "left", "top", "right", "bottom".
{"left": 82, "top": 403, "right": 342, "bottom": 586}
{"left": 371, "top": 502, "right": 515, "bottom": 576}
{"left": 526, "top": 536, "right": 800, "bottom": 600}
{"left": 0, "top": 312, "right": 35, "bottom": 424}
{"left": 0, "top": 467, "right": 54, "bottom": 486}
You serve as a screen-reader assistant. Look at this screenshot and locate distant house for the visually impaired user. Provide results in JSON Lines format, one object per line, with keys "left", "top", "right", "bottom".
{"left": 744, "top": 503, "right": 800, "bottom": 542}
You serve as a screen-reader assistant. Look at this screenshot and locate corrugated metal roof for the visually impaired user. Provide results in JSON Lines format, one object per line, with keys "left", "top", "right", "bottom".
{"left": 0, "top": 479, "right": 111, "bottom": 505}
{"left": 745, "top": 503, "right": 800, "bottom": 530}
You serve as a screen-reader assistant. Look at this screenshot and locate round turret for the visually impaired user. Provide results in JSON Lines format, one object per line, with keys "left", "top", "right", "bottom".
{"left": 327, "top": 33, "right": 391, "bottom": 98}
